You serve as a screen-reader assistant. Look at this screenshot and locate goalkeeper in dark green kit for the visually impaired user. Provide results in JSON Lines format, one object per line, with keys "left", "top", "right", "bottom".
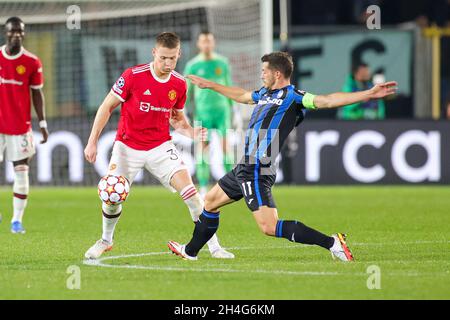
{"left": 184, "top": 31, "right": 239, "bottom": 197}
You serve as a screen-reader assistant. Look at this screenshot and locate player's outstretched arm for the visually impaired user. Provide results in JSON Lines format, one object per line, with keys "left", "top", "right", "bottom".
{"left": 169, "top": 109, "right": 207, "bottom": 141}
{"left": 313, "top": 81, "right": 398, "bottom": 109}
{"left": 186, "top": 75, "right": 255, "bottom": 104}
{"left": 84, "top": 93, "right": 121, "bottom": 163}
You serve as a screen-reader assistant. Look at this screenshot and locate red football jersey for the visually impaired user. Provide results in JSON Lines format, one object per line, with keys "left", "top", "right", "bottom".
{"left": 0, "top": 45, "right": 44, "bottom": 135}
{"left": 110, "top": 62, "right": 187, "bottom": 151}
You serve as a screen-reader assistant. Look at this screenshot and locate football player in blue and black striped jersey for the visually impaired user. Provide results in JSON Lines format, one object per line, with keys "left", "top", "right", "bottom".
{"left": 168, "top": 51, "right": 397, "bottom": 262}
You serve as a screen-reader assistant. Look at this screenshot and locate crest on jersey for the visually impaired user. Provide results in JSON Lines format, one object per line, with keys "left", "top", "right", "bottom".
{"left": 276, "top": 90, "right": 283, "bottom": 98}
{"left": 16, "top": 65, "right": 26, "bottom": 75}
{"left": 215, "top": 67, "right": 222, "bottom": 76}
{"left": 116, "top": 76, "right": 125, "bottom": 88}
{"left": 168, "top": 90, "right": 177, "bottom": 101}
{"left": 109, "top": 164, "right": 117, "bottom": 171}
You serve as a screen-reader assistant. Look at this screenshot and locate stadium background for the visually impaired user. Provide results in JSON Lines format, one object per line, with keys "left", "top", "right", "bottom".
{"left": 0, "top": 0, "right": 448, "bottom": 186}
{"left": 0, "top": 0, "right": 449, "bottom": 302}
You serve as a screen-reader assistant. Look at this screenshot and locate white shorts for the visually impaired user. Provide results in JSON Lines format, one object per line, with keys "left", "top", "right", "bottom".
{"left": 107, "top": 140, "right": 187, "bottom": 192}
{"left": 0, "top": 130, "right": 36, "bottom": 163}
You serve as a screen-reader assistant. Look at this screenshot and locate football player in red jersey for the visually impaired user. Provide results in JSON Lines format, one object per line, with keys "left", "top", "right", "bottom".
{"left": 84, "top": 32, "right": 234, "bottom": 259}
{"left": 0, "top": 17, "right": 49, "bottom": 234}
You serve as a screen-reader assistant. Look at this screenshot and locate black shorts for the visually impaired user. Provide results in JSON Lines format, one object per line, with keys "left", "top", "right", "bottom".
{"left": 218, "top": 164, "right": 276, "bottom": 212}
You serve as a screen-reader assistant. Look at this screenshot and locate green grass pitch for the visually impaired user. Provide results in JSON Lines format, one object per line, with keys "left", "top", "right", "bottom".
{"left": 0, "top": 186, "right": 449, "bottom": 300}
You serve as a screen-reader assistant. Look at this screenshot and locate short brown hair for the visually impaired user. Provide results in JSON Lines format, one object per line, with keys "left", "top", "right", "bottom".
{"left": 261, "top": 52, "right": 293, "bottom": 79}
{"left": 156, "top": 32, "right": 180, "bottom": 49}
{"left": 198, "top": 30, "right": 213, "bottom": 39}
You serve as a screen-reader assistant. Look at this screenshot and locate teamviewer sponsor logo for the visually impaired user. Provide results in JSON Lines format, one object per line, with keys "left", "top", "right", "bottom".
{"left": 0, "top": 76, "right": 24, "bottom": 86}
{"left": 139, "top": 102, "right": 170, "bottom": 113}
{"left": 150, "top": 106, "right": 171, "bottom": 112}
{"left": 140, "top": 102, "right": 150, "bottom": 112}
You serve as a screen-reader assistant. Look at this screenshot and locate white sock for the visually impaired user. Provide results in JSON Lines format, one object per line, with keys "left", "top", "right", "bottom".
{"left": 180, "top": 185, "right": 223, "bottom": 253}
{"left": 12, "top": 197, "right": 27, "bottom": 223}
{"left": 102, "top": 216, "right": 120, "bottom": 244}
{"left": 12, "top": 164, "right": 29, "bottom": 223}
{"left": 101, "top": 203, "right": 121, "bottom": 243}
{"left": 199, "top": 186, "right": 208, "bottom": 198}
{"left": 207, "top": 233, "right": 222, "bottom": 253}
{"left": 329, "top": 237, "right": 341, "bottom": 251}
{"left": 180, "top": 185, "right": 203, "bottom": 222}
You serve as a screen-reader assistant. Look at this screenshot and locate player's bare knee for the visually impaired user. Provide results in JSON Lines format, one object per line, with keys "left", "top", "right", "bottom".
{"left": 256, "top": 212, "right": 277, "bottom": 236}
{"left": 204, "top": 201, "right": 217, "bottom": 212}
{"left": 13, "top": 164, "right": 30, "bottom": 195}
{"left": 204, "top": 192, "right": 219, "bottom": 212}
{"left": 256, "top": 220, "right": 276, "bottom": 236}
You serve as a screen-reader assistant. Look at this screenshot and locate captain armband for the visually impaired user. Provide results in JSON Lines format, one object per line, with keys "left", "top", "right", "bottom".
{"left": 302, "top": 93, "right": 317, "bottom": 110}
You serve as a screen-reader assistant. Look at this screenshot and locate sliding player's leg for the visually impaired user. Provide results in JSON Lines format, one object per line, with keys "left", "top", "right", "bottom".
{"left": 234, "top": 165, "right": 353, "bottom": 262}
{"left": 250, "top": 190, "right": 354, "bottom": 262}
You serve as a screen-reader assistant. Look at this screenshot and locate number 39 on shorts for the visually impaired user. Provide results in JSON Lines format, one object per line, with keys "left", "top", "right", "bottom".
{"left": 167, "top": 148, "right": 179, "bottom": 160}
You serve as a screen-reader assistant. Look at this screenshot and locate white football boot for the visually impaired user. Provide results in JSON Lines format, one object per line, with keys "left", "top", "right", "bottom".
{"left": 84, "top": 239, "right": 113, "bottom": 259}
{"left": 330, "top": 233, "right": 354, "bottom": 262}
{"left": 167, "top": 241, "right": 198, "bottom": 261}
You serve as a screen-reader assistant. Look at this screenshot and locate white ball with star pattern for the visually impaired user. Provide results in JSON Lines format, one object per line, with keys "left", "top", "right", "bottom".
{"left": 97, "top": 175, "right": 130, "bottom": 205}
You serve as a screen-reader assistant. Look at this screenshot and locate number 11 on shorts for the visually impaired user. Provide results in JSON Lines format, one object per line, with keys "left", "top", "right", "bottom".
{"left": 242, "top": 181, "right": 252, "bottom": 197}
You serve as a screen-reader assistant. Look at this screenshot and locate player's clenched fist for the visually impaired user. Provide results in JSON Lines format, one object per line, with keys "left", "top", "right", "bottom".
{"left": 84, "top": 142, "right": 97, "bottom": 163}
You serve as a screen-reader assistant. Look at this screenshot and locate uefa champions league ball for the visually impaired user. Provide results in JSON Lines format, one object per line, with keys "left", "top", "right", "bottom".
{"left": 98, "top": 175, "right": 130, "bottom": 205}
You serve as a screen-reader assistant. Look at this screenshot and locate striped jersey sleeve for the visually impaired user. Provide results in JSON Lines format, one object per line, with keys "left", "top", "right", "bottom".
{"left": 251, "top": 87, "right": 267, "bottom": 103}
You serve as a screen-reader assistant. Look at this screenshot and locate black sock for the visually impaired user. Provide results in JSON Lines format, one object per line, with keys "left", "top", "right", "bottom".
{"left": 275, "top": 220, "right": 335, "bottom": 249}
{"left": 185, "top": 209, "right": 220, "bottom": 257}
